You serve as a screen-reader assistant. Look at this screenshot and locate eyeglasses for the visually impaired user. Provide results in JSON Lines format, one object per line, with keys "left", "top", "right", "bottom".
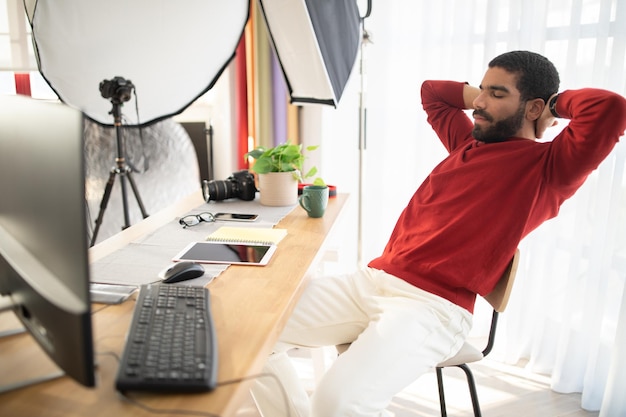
{"left": 179, "top": 212, "right": 215, "bottom": 228}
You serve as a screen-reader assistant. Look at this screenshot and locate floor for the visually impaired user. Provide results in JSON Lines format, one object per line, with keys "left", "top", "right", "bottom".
{"left": 234, "top": 347, "right": 599, "bottom": 417}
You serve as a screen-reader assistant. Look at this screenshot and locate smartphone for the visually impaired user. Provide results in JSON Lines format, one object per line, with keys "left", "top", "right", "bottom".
{"left": 214, "top": 212, "right": 259, "bottom": 222}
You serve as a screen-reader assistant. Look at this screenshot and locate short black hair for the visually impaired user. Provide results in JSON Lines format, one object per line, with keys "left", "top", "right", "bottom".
{"left": 489, "top": 51, "right": 560, "bottom": 102}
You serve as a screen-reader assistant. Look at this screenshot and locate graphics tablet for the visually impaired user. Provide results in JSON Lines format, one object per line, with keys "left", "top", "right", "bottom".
{"left": 172, "top": 241, "right": 277, "bottom": 266}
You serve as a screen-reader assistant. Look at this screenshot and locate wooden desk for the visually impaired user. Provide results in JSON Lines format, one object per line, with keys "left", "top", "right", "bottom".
{"left": 0, "top": 191, "right": 349, "bottom": 417}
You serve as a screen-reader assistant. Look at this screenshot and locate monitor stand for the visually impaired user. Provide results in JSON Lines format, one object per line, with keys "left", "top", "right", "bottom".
{"left": 0, "top": 296, "right": 65, "bottom": 393}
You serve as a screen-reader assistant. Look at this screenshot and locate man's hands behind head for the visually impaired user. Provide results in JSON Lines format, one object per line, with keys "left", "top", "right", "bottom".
{"left": 535, "top": 93, "right": 559, "bottom": 139}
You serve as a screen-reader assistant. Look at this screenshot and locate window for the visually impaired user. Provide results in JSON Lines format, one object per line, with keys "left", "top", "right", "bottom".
{"left": 1, "top": 0, "right": 56, "bottom": 98}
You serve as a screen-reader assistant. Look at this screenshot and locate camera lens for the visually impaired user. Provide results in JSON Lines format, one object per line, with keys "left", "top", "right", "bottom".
{"left": 116, "top": 86, "right": 132, "bottom": 103}
{"left": 99, "top": 80, "right": 114, "bottom": 98}
{"left": 203, "top": 179, "right": 237, "bottom": 202}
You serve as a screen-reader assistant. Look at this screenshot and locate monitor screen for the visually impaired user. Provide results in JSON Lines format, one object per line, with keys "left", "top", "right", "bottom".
{"left": 0, "top": 94, "right": 95, "bottom": 389}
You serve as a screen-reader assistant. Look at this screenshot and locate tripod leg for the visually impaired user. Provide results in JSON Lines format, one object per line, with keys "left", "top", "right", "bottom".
{"left": 125, "top": 170, "right": 149, "bottom": 219}
{"left": 118, "top": 172, "right": 132, "bottom": 230}
{"left": 90, "top": 169, "right": 117, "bottom": 247}
{"left": 92, "top": 99, "right": 148, "bottom": 242}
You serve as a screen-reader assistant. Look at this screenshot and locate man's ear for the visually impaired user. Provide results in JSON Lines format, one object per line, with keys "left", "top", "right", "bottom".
{"left": 526, "top": 98, "right": 546, "bottom": 121}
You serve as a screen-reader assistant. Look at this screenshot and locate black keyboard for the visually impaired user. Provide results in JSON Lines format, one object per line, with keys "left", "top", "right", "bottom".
{"left": 115, "top": 284, "right": 218, "bottom": 392}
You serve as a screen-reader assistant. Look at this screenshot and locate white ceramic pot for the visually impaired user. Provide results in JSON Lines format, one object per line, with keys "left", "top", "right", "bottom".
{"left": 258, "top": 172, "right": 298, "bottom": 206}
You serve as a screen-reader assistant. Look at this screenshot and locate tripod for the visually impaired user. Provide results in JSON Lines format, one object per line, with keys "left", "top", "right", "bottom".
{"left": 90, "top": 99, "right": 148, "bottom": 246}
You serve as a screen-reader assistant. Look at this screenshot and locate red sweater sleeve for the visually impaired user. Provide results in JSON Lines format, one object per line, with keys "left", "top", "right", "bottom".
{"left": 420, "top": 80, "right": 473, "bottom": 153}
{"left": 545, "top": 89, "right": 626, "bottom": 189}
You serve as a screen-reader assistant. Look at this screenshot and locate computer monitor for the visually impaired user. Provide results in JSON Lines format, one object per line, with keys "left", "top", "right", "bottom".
{"left": 0, "top": 94, "right": 95, "bottom": 390}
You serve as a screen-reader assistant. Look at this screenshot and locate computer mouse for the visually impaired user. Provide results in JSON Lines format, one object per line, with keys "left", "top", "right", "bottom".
{"left": 160, "top": 261, "right": 205, "bottom": 284}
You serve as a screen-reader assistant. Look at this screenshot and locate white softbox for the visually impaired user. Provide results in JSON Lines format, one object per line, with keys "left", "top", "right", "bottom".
{"left": 29, "top": 0, "right": 249, "bottom": 126}
{"left": 259, "top": 0, "right": 361, "bottom": 107}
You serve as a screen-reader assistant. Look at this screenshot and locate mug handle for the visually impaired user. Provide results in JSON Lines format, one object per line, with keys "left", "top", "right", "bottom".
{"left": 298, "top": 195, "right": 311, "bottom": 213}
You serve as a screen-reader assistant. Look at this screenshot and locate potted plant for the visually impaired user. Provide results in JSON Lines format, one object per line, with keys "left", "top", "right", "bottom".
{"left": 245, "top": 142, "right": 322, "bottom": 206}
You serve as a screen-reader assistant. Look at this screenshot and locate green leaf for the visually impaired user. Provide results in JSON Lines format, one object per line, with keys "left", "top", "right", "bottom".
{"left": 313, "top": 177, "right": 326, "bottom": 186}
{"left": 303, "top": 166, "right": 317, "bottom": 179}
{"left": 252, "top": 158, "right": 273, "bottom": 174}
{"left": 244, "top": 148, "right": 266, "bottom": 159}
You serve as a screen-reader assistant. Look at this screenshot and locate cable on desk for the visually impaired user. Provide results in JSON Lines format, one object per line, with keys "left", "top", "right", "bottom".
{"left": 98, "top": 351, "right": 292, "bottom": 417}
{"left": 119, "top": 373, "right": 291, "bottom": 417}
{"left": 117, "top": 393, "right": 221, "bottom": 417}
{"left": 97, "top": 350, "right": 121, "bottom": 362}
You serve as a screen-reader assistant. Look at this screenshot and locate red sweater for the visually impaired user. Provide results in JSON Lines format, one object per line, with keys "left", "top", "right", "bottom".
{"left": 368, "top": 81, "right": 626, "bottom": 313}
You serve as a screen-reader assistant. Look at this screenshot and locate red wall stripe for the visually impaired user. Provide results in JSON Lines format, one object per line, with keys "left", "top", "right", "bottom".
{"left": 235, "top": 36, "right": 249, "bottom": 170}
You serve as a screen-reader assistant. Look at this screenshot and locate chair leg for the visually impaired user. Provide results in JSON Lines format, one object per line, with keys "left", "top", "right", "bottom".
{"left": 457, "top": 364, "right": 482, "bottom": 417}
{"left": 435, "top": 367, "right": 448, "bottom": 417}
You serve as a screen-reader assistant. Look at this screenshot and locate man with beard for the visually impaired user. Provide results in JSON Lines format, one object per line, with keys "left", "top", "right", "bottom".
{"left": 252, "top": 51, "right": 626, "bottom": 417}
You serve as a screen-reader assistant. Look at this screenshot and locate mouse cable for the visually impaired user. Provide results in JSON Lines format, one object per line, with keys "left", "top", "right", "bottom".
{"left": 96, "top": 352, "right": 292, "bottom": 417}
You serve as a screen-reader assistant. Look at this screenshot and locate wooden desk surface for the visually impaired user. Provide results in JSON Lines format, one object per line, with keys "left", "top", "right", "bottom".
{"left": 0, "top": 191, "right": 349, "bottom": 417}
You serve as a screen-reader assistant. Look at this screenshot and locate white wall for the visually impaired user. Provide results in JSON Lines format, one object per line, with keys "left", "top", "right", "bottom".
{"left": 173, "top": 65, "right": 238, "bottom": 183}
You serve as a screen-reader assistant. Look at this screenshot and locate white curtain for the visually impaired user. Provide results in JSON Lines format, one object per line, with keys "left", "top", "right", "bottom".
{"left": 305, "top": 0, "right": 626, "bottom": 412}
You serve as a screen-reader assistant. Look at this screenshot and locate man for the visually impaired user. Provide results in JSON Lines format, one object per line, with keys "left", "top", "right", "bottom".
{"left": 252, "top": 51, "right": 626, "bottom": 417}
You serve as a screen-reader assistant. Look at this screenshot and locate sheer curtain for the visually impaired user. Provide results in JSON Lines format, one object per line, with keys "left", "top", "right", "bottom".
{"left": 304, "top": 0, "right": 626, "bottom": 412}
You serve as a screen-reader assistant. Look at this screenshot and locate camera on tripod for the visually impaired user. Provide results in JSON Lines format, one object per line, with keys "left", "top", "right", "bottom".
{"left": 202, "top": 170, "right": 257, "bottom": 202}
{"left": 90, "top": 75, "right": 147, "bottom": 246}
{"left": 99, "top": 76, "right": 134, "bottom": 103}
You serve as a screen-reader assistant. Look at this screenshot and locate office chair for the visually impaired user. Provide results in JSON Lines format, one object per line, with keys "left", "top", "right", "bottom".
{"left": 435, "top": 249, "right": 520, "bottom": 417}
{"left": 334, "top": 249, "right": 520, "bottom": 417}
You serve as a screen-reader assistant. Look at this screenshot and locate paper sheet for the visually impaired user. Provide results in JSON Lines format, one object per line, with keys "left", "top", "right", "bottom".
{"left": 206, "top": 226, "right": 287, "bottom": 245}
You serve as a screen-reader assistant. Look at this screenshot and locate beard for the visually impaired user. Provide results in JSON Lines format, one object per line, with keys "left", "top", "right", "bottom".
{"left": 472, "top": 104, "right": 526, "bottom": 143}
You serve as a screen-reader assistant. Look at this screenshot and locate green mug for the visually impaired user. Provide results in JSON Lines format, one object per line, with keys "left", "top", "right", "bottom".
{"left": 298, "top": 185, "right": 329, "bottom": 218}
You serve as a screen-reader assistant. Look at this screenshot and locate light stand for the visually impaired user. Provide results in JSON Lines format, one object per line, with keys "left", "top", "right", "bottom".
{"left": 357, "top": 0, "right": 373, "bottom": 267}
{"left": 90, "top": 78, "right": 148, "bottom": 246}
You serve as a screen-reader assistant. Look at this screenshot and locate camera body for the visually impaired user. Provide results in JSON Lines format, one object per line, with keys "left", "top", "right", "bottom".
{"left": 99, "top": 76, "right": 134, "bottom": 103}
{"left": 203, "top": 170, "right": 257, "bottom": 202}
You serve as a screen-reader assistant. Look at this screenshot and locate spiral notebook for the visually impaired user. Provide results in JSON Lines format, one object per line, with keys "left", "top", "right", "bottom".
{"left": 206, "top": 226, "right": 287, "bottom": 245}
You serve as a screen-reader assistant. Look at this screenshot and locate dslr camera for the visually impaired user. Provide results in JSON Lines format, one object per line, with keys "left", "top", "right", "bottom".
{"left": 202, "top": 170, "right": 257, "bottom": 202}
{"left": 99, "top": 76, "right": 134, "bottom": 104}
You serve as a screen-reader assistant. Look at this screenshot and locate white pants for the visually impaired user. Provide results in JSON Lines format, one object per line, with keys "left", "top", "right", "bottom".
{"left": 250, "top": 267, "right": 473, "bottom": 417}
